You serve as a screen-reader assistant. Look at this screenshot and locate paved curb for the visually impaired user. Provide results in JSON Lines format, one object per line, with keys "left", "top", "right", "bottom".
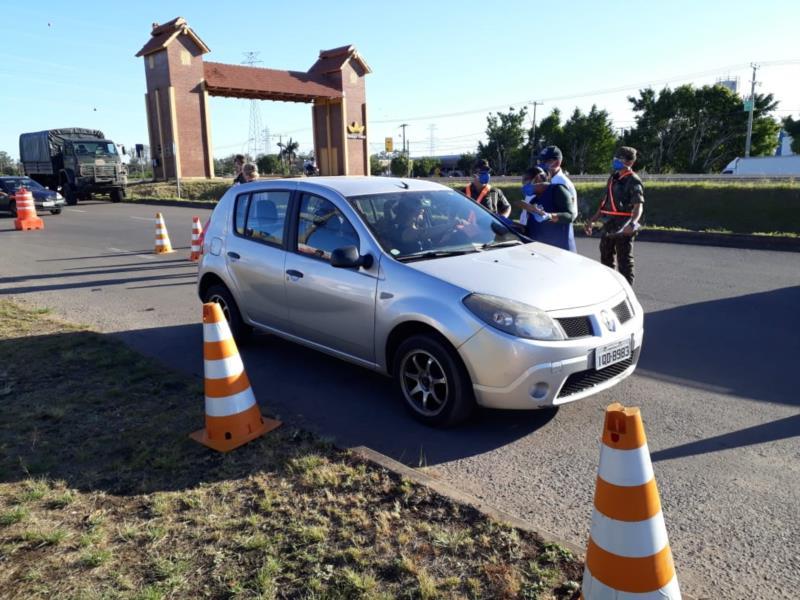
{"left": 576, "top": 229, "right": 800, "bottom": 252}
{"left": 350, "top": 445, "right": 700, "bottom": 600}
{"left": 123, "top": 198, "right": 216, "bottom": 211}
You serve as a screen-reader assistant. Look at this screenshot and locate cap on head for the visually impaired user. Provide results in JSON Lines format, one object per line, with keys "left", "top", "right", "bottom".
{"left": 616, "top": 146, "right": 638, "bottom": 162}
{"left": 539, "top": 146, "right": 563, "bottom": 162}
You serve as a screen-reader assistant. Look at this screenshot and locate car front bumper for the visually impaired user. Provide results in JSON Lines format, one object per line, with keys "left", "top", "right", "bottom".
{"left": 458, "top": 294, "right": 644, "bottom": 410}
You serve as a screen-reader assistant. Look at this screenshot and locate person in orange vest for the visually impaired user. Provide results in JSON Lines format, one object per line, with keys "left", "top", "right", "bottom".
{"left": 464, "top": 159, "right": 511, "bottom": 218}
{"left": 584, "top": 146, "right": 645, "bottom": 286}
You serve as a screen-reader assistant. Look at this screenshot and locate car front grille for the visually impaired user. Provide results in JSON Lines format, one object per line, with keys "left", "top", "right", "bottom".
{"left": 557, "top": 357, "right": 633, "bottom": 398}
{"left": 556, "top": 316, "right": 593, "bottom": 338}
{"left": 612, "top": 300, "right": 632, "bottom": 324}
{"left": 80, "top": 165, "right": 117, "bottom": 177}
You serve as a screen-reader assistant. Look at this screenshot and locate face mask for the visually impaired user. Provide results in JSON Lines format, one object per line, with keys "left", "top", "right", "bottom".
{"left": 521, "top": 183, "right": 535, "bottom": 196}
{"left": 478, "top": 171, "right": 490, "bottom": 185}
{"left": 612, "top": 158, "right": 626, "bottom": 171}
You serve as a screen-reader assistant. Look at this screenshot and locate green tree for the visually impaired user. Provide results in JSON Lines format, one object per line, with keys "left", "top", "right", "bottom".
{"left": 256, "top": 154, "right": 281, "bottom": 174}
{"left": 782, "top": 116, "right": 800, "bottom": 154}
{"left": 626, "top": 84, "right": 781, "bottom": 173}
{"left": 478, "top": 107, "right": 528, "bottom": 174}
{"left": 390, "top": 154, "right": 411, "bottom": 177}
{"left": 528, "top": 108, "right": 564, "bottom": 161}
{"left": 277, "top": 138, "right": 300, "bottom": 171}
{"left": 560, "top": 105, "right": 618, "bottom": 174}
{"left": 456, "top": 153, "right": 476, "bottom": 175}
{"left": 411, "top": 157, "right": 442, "bottom": 177}
{"left": 0, "top": 151, "right": 17, "bottom": 175}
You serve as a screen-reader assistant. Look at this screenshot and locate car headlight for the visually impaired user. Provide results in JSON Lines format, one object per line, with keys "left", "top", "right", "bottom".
{"left": 55, "top": 193, "right": 63, "bottom": 200}
{"left": 463, "top": 293, "right": 565, "bottom": 341}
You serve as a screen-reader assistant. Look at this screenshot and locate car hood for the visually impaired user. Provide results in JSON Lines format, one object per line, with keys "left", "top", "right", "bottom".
{"left": 406, "top": 242, "right": 624, "bottom": 311}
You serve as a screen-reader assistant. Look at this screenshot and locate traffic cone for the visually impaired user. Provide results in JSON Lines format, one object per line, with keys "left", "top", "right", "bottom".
{"left": 154, "top": 212, "right": 174, "bottom": 254}
{"left": 189, "top": 216, "right": 203, "bottom": 261}
{"left": 13, "top": 187, "right": 44, "bottom": 231}
{"left": 581, "top": 403, "right": 681, "bottom": 599}
{"left": 190, "top": 302, "right": 281, "bottom": 452}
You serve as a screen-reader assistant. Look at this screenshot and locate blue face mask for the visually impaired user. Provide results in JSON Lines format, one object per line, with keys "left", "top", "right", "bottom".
{"left": 478, "top": 171, "right": 490, "bottom": 185}
{"left": 521, "top": 183, "right": 535, "bottom": 196}
{"left": 612, "top": 158, "right": 626, "bottom": 171}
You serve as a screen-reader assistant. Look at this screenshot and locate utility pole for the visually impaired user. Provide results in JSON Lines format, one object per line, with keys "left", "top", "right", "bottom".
{"left": 745, "top": 63, "right": 759, "bottom": 158}
{"left": 399, "top": 124, "right": 409, "bottom": 156}
{"left": 529, "top": 101, "right": 544, "bottom": 165}
{"left": 428, "top": 124, "right": 437, "bottom": 156}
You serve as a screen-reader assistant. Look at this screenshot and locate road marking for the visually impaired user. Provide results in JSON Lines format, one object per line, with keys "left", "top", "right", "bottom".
{"left": 107, "top": 247, "right": 155, "bottom": 260}
{"left": 68, "top": 209, "right": 87, "bottom": 212}
{"left": 130, "top": 216, "right": 156, "bottom": 221}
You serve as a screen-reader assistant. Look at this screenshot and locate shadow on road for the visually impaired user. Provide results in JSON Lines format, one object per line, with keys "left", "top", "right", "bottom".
{"left": 651, "top": 414, "right": 800, "bottom": 462}
{"left": 115, "top": 323, "right": 558, "bottom": 469}
{"left": 637, "top": 286, "right": 800, "bottom": 407}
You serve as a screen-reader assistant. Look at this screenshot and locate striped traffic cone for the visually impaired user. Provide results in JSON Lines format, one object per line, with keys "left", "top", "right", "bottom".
{"left": 189, "top": 216, "right": 203, "bottom": 261}
{"left": 581, "top": 403, "right": 681, "bottom": 599}
{"left": 14, "top": 187, "right": 44, "bottom": 231}
{"left": 154, "top": 212, "right": 174, "bottom": 254}
{"left": 190, "top": 302, "right": 281, "bottom": 452}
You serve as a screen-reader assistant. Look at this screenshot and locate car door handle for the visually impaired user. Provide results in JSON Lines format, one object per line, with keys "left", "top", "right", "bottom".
{"left": 286, "top": 269, "right": 304, "bottom": 279}
{"left": 227, "top": 251, "right": 240, "bottom": 260}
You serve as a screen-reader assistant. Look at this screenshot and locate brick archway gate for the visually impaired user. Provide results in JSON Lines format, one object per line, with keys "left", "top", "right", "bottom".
{"left": 136, "top": 17, "right": 371, "bottom": 180}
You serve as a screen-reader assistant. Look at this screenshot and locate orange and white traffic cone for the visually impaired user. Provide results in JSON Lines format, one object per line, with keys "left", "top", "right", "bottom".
{"left": 189, "top": 216, "right": 203, "bottom": 261}
{"left": 13, "top": 187, "right": 44, "bottom": 231}
{"left": 154, "top": 212, "right": 174, "bottom": 254}
{"left": 190, "top": 302, "right": 281, "bottom": 452}
{"left": 581, "top": 403, "right": 681, "bottom": 599}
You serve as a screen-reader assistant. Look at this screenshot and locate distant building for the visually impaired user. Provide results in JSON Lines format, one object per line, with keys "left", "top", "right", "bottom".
{"left": 716, "top": 76, "right": 739, "bottom": 94}
{"left": 776, "top": 130, "right": 795, "bottom": 156}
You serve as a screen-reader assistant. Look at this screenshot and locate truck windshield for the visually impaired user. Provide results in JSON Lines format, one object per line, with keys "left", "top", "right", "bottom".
{"left": 73, "top": 142, "right": 118, "bottom": 157}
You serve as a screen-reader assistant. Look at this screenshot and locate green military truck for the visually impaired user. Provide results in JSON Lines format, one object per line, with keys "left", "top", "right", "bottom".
{"left": 19, "top": 128, "right": 127, "bottom": 205}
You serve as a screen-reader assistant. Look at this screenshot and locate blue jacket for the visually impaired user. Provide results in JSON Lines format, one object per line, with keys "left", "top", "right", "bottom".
{"left": 525, "top": 183, "right": 577, "bottom": 252}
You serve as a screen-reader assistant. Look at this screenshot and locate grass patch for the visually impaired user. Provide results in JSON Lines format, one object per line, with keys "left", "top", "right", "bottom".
{"left": 0, "top": 299, "right": 582, "bottom": 598}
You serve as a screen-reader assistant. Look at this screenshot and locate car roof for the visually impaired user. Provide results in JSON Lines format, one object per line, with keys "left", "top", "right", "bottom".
{"left": 244, "top": 176, "right": 450, "bottom": 197}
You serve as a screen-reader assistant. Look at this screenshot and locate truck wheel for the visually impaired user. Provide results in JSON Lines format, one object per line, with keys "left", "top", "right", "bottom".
{"left": 110, "top": 189, "right": 123, "bottom": 203}
{"left": 64, "top": 185, "right": 78, "bottom": 206}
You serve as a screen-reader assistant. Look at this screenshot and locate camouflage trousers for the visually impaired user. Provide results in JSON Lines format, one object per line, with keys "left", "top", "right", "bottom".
{"left": 600, "top": 234, "right": 636, "bottom": 286}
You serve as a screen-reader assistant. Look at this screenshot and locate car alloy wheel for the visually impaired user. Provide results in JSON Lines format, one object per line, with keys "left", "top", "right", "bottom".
{"left": 208, "top": 292, "right": 232, "bottom": 324}
{"left": 203, "top": 283, "right": 252, "bottom": 343}
{"left": 399, "top": 349, "right": 449, "bottom": 417}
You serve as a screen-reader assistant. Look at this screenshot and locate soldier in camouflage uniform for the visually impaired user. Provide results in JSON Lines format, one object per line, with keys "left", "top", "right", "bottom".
{"left": 585, "top": 146, "right": 644, "bottom": 286}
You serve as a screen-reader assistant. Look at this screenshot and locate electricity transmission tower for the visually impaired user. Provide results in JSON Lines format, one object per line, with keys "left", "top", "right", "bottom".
{"left": 243, "top": 51, "right": 263, "bottom": 159}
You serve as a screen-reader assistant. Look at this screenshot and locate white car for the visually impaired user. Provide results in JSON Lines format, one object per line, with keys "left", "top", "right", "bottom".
{"left": 198, "top": 177, "right": 643, "bottom": 426}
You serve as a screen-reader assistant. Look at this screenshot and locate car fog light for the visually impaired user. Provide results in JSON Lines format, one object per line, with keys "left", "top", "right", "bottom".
{"left": 530, "top": 382, "right": 549, "bottom": 400}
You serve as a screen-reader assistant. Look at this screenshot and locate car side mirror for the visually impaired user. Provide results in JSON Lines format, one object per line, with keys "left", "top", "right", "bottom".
{"left": 330, "top": 246, "right": 373, "bottom": 269}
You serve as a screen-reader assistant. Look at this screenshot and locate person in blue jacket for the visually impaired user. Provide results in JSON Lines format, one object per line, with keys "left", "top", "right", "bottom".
{"left": 519, "top": 179, "right": 577, "bottom": 251}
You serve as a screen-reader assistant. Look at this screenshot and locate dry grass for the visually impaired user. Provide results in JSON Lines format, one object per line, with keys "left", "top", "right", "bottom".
{"left": 0, "top": 299, "right": 582, "bottom": 599}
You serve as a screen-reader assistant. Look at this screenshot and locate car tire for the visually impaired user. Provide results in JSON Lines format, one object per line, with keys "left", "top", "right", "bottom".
{"left": 394, "top": 334, "right": 475, "bottom": 427}
{"left": 50, "top": 208, "right": 62, "bottom": 215}
{"left": 9, "top": 201, "right": 16, "bottom": 218}
{"left": 110, "top": 189, "right": 122, "bottom": 203}
{"left": 202, "top": 284, "right": 252, "bottom": 343}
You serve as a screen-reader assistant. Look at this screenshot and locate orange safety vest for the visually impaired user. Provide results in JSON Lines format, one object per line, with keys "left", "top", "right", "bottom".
{"left": 465, "top": 183, "right": 491, "bottom": 205}
{"left": 600, "top": 170, "right": 635, "bottom": 217}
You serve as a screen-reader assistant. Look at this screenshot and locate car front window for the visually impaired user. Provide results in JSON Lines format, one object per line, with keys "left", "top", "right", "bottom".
{"left": 349, "top": 189, "right": 521, "bottom": 260}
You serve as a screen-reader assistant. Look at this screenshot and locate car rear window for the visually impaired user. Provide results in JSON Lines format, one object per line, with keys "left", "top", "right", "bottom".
{"left": 241, "top": 190, "right": 291, "bottom": 246}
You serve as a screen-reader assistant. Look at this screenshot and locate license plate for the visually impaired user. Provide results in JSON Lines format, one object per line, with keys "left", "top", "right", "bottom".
{"left": 42, "top": 201, "right": 54, "bottom": 207}
{"left": 595, "top": 339, "right": 631, "bottom": 370}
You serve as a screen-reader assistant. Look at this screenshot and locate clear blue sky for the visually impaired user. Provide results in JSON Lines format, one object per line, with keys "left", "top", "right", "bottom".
{"left": 1, "top": 1, "right": 799, "bottom": 162}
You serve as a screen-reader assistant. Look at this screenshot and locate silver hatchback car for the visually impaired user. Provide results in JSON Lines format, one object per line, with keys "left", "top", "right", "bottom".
{"left": 198, "top": 177, "right": 643, "bottom": 426}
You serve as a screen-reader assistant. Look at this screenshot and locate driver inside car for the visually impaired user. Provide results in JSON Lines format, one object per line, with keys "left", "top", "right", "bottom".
{"left": 391, "top": 197, "right": 470, "bottom": 254}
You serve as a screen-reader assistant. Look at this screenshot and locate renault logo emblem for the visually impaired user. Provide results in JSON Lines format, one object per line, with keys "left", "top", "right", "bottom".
{"left": 601, "top": 309, "right": 617, "bottom": 332}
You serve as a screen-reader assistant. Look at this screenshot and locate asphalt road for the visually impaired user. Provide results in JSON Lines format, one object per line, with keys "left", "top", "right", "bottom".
{"left": 2, "top": 202, "right": 798, "bottom": 599}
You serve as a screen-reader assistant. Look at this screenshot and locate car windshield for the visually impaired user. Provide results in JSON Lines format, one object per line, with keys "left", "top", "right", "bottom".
{"left": 349, "top": 189, "right": 523, "bottom": 261}
{"left": 0, "top": 178, "right": 43, "bottom": 193}
{"left": 73, "top": 142, "right": 117, "bottom": 157}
